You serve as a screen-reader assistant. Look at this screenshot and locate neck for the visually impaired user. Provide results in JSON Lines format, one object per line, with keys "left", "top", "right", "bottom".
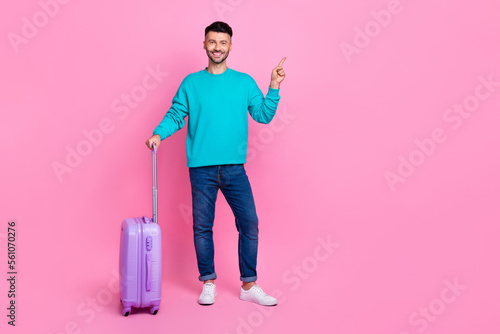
{"left": 206, "top": 61, "right": 227, "bottom": 74}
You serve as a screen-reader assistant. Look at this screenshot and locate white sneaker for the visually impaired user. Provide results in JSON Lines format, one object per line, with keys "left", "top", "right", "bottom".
{"left": 240, "top": 284, "right": 278, "bottom": 306}
{"left": 198, "top": 283, "right": 217, "bottom": 305}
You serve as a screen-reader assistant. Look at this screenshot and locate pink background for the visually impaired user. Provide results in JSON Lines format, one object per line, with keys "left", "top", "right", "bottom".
{"left": 1, "top": 0, "right": 499, "bottom": 333}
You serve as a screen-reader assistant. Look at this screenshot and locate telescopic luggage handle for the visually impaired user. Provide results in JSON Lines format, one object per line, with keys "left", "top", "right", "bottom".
{"left": 152, "top": 143, "right": 158, "bottom": 224}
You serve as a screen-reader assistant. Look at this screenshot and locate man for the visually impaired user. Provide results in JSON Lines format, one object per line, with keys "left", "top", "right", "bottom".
{"left": 145, "top": 21, "right": 286, "bottom": 306}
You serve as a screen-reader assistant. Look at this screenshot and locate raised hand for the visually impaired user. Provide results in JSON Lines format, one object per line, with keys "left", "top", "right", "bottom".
{"left": 270, "top": 57, "right": 287, "bottom": 89}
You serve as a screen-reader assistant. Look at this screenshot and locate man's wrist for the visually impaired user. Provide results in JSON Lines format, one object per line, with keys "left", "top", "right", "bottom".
{"left": 270, "top": 81, "right": 280, "bottom": 90}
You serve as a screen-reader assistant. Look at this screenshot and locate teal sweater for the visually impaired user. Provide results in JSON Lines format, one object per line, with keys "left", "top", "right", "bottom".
{"left": 153, "top": 67, "right": 281, "bottom": 167}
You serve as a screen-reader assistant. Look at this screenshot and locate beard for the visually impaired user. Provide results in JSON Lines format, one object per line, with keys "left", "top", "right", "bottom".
{"left": 206, "top": 49, "right": 230, "bottom": 64}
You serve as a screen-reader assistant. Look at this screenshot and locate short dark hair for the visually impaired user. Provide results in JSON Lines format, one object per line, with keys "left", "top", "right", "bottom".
{"left": 205, "top": 21, "right": 233, "bottom": 38}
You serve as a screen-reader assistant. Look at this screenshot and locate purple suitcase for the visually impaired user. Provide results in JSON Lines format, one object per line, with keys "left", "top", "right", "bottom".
{"left": 119, "top": 144, "right": 162, "bottom": 316}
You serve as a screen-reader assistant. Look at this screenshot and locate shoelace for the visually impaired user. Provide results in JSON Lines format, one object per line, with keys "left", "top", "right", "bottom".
{"left": 252, "top": 285, "right": 269, "bottom": 297}
{"left": 201, "top": 284, "right": 215, "bottom": 297}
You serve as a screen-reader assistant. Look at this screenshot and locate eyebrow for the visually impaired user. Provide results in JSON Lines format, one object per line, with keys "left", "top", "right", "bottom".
{"left": 208, "top": 39, "right": 228, "bottom": 42}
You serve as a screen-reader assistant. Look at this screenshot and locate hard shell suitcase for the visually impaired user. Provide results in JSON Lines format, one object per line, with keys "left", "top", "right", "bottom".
{"left": 119, "top": 144, "right": 162, "bottom": 316}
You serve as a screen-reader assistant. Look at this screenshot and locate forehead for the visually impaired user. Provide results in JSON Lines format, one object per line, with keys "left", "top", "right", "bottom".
{"left": 205, "top": 31, "right": 231, "bottom": 42}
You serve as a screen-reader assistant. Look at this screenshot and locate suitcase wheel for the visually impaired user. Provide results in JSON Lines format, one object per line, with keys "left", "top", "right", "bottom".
{"left": 150, "top": 306, "right": 159, "bottom": 315}
{"left": 122, "top": 307, "right": 131, "bottom": 317}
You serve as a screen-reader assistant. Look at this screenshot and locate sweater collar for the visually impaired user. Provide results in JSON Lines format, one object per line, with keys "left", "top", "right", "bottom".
{"left": 203, "top": 67, "right": 231, "bottom": 77}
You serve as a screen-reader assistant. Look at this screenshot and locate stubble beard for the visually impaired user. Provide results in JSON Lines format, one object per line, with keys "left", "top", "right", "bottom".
{"left": 206, "top": 49, "right": 230, "bottom": 65}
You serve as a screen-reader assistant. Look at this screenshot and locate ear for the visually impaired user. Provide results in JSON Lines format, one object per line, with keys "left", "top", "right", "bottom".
{"left": 203, "top": 40, "right": 206, "bottom": 50}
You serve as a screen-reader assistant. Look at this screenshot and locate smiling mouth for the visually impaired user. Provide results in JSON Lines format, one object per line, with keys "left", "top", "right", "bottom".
{"left": 212, "top": 52, "right": 223, "bottom": 57}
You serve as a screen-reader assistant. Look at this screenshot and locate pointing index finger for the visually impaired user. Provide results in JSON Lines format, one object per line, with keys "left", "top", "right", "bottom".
{"left": 278, "top": 57, "right": 287, "bottom": 67}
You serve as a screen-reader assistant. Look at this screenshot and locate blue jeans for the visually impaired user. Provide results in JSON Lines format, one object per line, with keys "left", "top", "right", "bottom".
{"left": 189, "top": 164, "right": 259, "bottom": 283}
